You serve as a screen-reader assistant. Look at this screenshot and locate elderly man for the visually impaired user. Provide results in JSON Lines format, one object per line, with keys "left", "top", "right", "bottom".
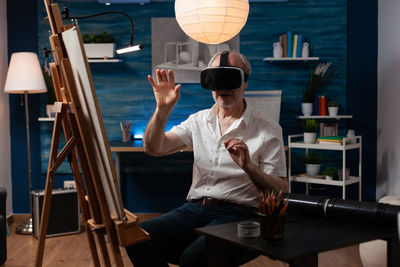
{"left": 126, "top": 51, "right": 287, "bottom": 267}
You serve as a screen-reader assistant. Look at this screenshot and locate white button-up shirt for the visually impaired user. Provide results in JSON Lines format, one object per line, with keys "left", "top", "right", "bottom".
{"left": 170, "top": 103, "right": 287, "bottom": 208}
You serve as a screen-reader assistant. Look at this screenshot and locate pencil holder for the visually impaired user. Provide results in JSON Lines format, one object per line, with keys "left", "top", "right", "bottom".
{"left": 259, "top": 213, "right": 286, "bottom": 241}
{"left": 121, "top": 129, "right": 130, "bottom": 142}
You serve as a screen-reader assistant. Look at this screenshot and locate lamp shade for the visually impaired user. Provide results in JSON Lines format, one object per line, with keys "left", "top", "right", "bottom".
{"left": 174, "top": 0, "right": 249, "bottom": 44}
{"left": 4, "top": 52, "right": 47, "bottom": 94}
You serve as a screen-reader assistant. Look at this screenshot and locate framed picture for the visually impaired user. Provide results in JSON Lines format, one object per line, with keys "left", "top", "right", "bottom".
{"left": 319, "top": 122, "right": 338, "bottom": 137}
{"left": 151, "top": 18, "right": 240, "bottom": 83}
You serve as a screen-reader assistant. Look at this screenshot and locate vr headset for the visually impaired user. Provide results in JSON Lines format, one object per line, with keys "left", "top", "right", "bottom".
{"left": 201, "top": 51, "right": 248, "bottom": 91}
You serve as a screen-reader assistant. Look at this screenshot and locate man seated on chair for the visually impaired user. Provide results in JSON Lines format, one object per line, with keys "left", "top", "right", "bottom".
{"left": 126, "top": 51, "right": 288, "bottom": 267}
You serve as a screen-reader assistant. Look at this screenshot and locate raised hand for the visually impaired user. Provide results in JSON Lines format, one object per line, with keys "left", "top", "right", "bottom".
{"left": 224, "top": 138, "right": 252, "bottom": 170}
{"left": 148, "top": 69, "right": 181, "bottom": 112}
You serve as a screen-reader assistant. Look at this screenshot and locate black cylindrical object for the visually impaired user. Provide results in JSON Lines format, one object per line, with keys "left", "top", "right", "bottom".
{"left": 326, "top": 198, "right": 380, "bottom": 224}
{"left": 285, "top": 194, "right": 400, "bottom": 227}
{"left": 285, "top": 193, "right": 328, "bottom": 217}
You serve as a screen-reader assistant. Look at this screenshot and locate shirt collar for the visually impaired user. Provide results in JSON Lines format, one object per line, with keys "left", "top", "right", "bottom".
{"left": 206, "top": 100, "right": 252, "bottom": 127}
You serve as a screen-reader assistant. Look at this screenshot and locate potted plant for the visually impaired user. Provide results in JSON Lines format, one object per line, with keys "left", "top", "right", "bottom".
{"left": 43, "top": 69, "right": 57, "bottom": 117}
{"left": 327, "top": 101, "right": 339, "bottom": 116}
{"left": 82, "top": 32, "right": 116, "bottom": 59}
{"left": 302, "top": 86, "right": 314, "bottom": 116}
{"left": 321, "top": 167, "right": 337, "bottom": 180}
{"left": 302, "top": 119, "right": 319, "bottom": 144}
{"left": 302, "top": 62, "right": 332, "bottom": 116}
{"left": 305, "top": 152, "right": 322, "bottom": 176}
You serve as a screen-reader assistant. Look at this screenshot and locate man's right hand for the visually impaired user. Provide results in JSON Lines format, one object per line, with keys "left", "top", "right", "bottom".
{"left": 148, "top": 69, "right": 181, "bottom": 112}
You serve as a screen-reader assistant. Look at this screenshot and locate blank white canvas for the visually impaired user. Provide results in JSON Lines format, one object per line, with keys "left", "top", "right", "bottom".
{"left": 62, "top": 27, "right": 124, "bottom": 220}
{"left": 244, "top": 90, "right": 282, "bottom": 123}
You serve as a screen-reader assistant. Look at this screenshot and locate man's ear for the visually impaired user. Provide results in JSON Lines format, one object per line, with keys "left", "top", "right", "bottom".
{"left": 243, "top": 81, "right": 248, "bottom": 89}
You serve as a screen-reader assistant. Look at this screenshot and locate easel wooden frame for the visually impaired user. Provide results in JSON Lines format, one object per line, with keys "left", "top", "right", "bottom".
{"left": 35, "top": 1, "right": 149, "bottom": 266}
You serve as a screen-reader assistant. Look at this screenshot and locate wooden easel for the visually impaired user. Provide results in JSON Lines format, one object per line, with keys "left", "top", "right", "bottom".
{"left": 35, "top": 1, "right": 150, "bottom": 266}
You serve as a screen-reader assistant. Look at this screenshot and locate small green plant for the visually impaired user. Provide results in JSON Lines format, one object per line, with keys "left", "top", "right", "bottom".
{"left": 305, "top": 152, "right": 323, "bottom": 165}
{"left": 303, "top": 62, "right": 333, "bottom": 103}
{"left": 302, "top": 119, "right": 319, "bottom": 133}
{"left": 322, "top": 167, "right": 337, "bottom": 178}
{"left": 303, "top": 88, "right": 314, "bottom": 103}
{"left": 82, "top": 32, "right": 116, "bottom": 43}
{"left": 327, "top": 101, "right": 339, "bottom": 107}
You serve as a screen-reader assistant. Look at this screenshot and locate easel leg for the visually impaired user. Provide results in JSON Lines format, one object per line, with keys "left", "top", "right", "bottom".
{"left": 68, "top": 154, "right": 101, "bottom": 267}
{"left": 35, "top": 110, "right": 64, "bottom": 267}
{"left": 96, "top": 230, "right": 112, "bottom": 267}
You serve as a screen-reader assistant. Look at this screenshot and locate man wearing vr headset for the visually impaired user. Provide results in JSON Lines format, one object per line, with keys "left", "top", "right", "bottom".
{"left": 126, "top": 51, "right": 288, "bottom": 267}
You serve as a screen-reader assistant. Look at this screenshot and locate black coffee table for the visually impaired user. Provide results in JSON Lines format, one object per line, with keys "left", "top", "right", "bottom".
{"left": 196, "top": 216, "right": 400, "bottom": 267}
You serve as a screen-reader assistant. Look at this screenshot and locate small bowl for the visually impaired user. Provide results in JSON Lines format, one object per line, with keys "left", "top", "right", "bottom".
{"left": 237, "top": 221, "right": 260, "bottom": 238}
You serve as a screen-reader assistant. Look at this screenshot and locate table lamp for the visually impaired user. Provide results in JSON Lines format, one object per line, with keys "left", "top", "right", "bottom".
{"left": 4, "top": 52, "right": 47, "bottom": 235}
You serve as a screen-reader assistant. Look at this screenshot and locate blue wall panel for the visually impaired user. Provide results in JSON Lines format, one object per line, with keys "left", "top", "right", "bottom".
{"left": 38, "top": 0, "right": 347, "bottom": 168}
{"left": 347, "top": 0, "right": 378, "bottom": 201}
{"left": 7, "top": 0, "right": 42, "bottom": 213}
{"left": 36, "top": 0, "right": 349, "bottom": 211}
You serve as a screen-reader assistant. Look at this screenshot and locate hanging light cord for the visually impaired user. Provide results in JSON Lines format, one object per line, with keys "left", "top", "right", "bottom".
{"left": 61, "top": 8, "right": 136, "bottom": 47}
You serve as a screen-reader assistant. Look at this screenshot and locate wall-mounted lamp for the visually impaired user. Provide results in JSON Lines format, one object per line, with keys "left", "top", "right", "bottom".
{"left": 61, "top": 8, "right": 143, "bottom": 54}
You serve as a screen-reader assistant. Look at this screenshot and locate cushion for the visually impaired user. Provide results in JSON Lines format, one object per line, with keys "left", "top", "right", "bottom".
{"left": 359, "top": 195, "right": 400, "bottom": 267}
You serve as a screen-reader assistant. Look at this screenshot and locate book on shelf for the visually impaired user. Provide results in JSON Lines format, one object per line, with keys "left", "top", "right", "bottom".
{"left": 317, "top": 136, "right": 345, "bottom": 145}
{"left": 296, "top": 34, "right": 303, "bottom": 57}
{"left": 281, "top": 34, "right": 287, "bottom": 57}
{"left": 292, "top": 34, "right": 298, "bottom": 58}
{"left": 277, "top": 32, "right": 307, "bottom": 59}
{"left": 287, "top": 31, "right": 292, "bottom": 58}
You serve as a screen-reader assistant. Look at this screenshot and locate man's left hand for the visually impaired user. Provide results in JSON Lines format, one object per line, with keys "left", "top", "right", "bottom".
{"left": 224, "top": 138, "right": 252, "bottom": 170}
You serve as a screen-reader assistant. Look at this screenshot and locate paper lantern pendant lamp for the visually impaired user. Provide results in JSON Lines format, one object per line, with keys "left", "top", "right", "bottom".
{"left": 175, "top": 0, "right": 249, "bottom": 44}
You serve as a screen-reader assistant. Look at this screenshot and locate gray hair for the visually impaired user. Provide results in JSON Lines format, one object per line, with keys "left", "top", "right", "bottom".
{"left": 207, "top": 51, "right": 252, "bottom": 78}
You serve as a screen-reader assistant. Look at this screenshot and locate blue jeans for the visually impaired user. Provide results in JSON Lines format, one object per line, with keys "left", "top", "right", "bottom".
{"left": 125, "top": 202, "right": 259, "bottom": 267}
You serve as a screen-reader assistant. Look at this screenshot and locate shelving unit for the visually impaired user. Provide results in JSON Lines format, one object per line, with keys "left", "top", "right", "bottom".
{"left": 38, "top": 117, "right": 55, "bottom": 122}
{"left": 263, "top": 57, "right": 319, "bottom": 62}
{"left": 288, "top": 134, "right": 362, "bottom": 200}
{"left": 87, "top": 58, "right": 122, "bottom": 63}
{"left": 297, "top": 115, "right": 353, "bottom": 120}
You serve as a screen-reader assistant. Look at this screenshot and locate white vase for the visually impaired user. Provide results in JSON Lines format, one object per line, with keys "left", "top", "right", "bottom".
{"left": 46, "top": 104, "right": 55, "bottom": 118}
{"left": 304, "top": 132, "right": 316, "bottom": 144}
{"left": 328, "top": 106, "right": 339, "bottom": 116}
{"left": 301, "top": 42, "right": 309, "bottom": 58}
{"left": 306, "top": 164, "right": 321, "bottom": 176}
{"left": 302, "top": 103, "right": 313, "bottom": 116}
{"left": 273, "top": 42, "right": 283, "bottom": 58}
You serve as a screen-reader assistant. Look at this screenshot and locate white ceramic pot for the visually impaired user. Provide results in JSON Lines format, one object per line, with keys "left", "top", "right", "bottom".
{"left": 46, "top": 104, "right": 55, "bottom": 118}
{"left": 84, "top": 43, "right": 116, "bottom": 58}
{"left": 325, "top": 175, "right": 333, "bottom": 180}
{"left": 306, "top": 164, "right": 321, "bottom": 176}
{"left": 328, "top": 106, "right": 339, "bottom": 116}
{"left": 304, "top": 132, "right": 316, "bottom": 144}
{"left": 301, "top": 103, "right": 313, "bottom": 116}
